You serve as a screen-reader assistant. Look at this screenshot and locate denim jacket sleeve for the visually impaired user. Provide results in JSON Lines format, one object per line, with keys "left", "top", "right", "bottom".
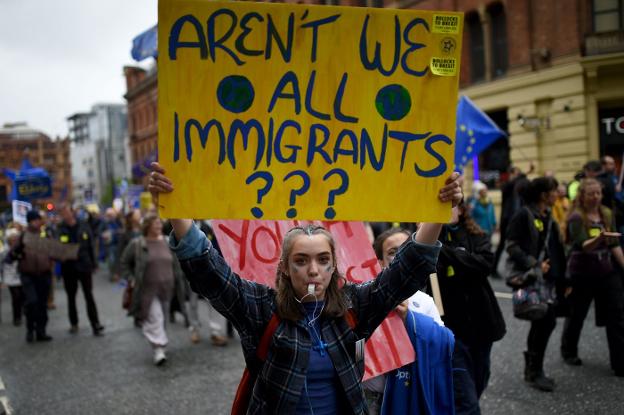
{"left": 348, "top": 234, "right": 441, "bottom": 339}
{"left": 169, "top": 224, "right": 274, "bottom": 354}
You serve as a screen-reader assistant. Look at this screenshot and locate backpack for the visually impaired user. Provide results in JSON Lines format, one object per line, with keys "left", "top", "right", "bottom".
{"left": 231, "top": 309, "right": 358, "bottom": 415}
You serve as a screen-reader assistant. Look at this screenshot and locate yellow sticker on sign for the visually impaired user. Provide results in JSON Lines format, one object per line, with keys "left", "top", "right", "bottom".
{"left": 158, "top": 0, "right": 463, "bottom": 222}
{"left": 432, "top": 14, "right": 460, "bottom": 34}
{"left": 430, "top": 57, "right": 457, "bottom": 76}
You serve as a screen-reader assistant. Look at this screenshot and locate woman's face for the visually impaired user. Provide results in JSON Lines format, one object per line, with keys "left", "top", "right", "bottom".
{"left": 285, "top": 234, "right": 335, "bottom": 302}
{"left": 543, "top": 188, "right": 558, "bottom": 207}
{"left": 380, "top": 232, "right": 409, "bottom": 268}
{"left": 581, "top": 183, "right": 602, "bottom": 210}
{"left": 148, "top": 218, "right": 163, "bottom": 236}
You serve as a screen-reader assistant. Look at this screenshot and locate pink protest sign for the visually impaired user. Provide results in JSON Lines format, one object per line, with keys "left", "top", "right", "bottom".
{"left": 212, "top": 219, "right": 415, "bottom": 380}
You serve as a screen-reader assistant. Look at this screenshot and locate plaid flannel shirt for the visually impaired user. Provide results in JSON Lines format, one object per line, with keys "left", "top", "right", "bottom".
{"left": 172, "top": 224, "right": 440, "bottom": 414}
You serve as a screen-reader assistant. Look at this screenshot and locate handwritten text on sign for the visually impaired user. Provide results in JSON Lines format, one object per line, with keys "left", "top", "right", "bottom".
{"left": 212, "top": 219, "right": 415, "bottom": 380}
{"left": 159, "top": 1, "right": 463, "bottom": 222}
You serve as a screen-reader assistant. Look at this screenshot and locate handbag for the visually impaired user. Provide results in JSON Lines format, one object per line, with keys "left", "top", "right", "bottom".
{"left": 122, "top": 283, "right": 133, "bottom": 310}
{"left": 498, "top": 211, "right": 552, "bottom": 289}
{"left": 512, "top": 283, "right": 549, "bottom": 320}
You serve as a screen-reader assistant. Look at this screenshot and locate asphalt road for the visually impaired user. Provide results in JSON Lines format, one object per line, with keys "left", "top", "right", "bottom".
{"left": 0, "top": 271, "right": 622, "bottom": 414}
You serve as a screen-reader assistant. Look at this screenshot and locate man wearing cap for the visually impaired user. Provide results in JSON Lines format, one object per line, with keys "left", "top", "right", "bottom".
{"left": 8, "top": 210, "right": 54, "bottom": 342}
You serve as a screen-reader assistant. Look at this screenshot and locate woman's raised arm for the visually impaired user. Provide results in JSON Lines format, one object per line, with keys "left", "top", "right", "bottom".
{"left": 148, "top": 162, "right": 193, "bottom": 240}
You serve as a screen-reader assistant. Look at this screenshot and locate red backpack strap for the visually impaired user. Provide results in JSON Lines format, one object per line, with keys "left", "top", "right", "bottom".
{"left": 257, "top": 313, "right": 280, "bottom": 360}
{"left": 231, "top": 313, "right": 280, "bottom": 415}
{"left": 345, "top": 309, "right": 357, "bottom": 330}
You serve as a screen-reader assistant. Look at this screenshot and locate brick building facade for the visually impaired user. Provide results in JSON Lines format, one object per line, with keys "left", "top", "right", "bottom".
{"left": 0, "top": 123, "right": 72, "bottom": 210}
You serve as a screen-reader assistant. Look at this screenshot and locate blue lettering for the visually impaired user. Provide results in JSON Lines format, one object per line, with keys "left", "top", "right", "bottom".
{"left": 275, "top": 120, "right": 302, "bottom": 163}
{"left": 208, "top": 9, "right": 244, "bottom": 65}
{"left": 388, "top": 130, "right": 431, "bottom": 171}
{"left": 334, "top": 73, "right": 358, "bottom": 123}
{"left": 305, "top": 71, "right": 330, "bottom": 121}
{"left": 266, "top": 13, "right": 294, "bottom": 62}
{"left": 227, "top": 119, "right": 266, "bottom": 169}
{"left": 360, "top": 126, "right": 388, "bottom": 171}
{"left": 183, "top": 118, "right": 226, "bottom": 163}
{"left": 307, "top": 124, "right": 332, "bottom": 166}
{"left": 359, "top": 15, "right": 400, "bottom": 76}
{"left": 268, "top": 71, "right": 301, "bottom": 115}
{"left": 415, "top": 134, "right": 451, "bottom": 178}
{"left": 401, "top": 18, "right": 429, "bottom": 77}
{"left": 333, "top": 130, "right": 358, "bottom": 164}
{"left": 168, "top": 15, "right": 208, "bottom": 60}
{"left": 300, "top": 14, "right": 341, "bottom": 62}
{"left": 235, "top": 12, "right": 264, "bottom": 57}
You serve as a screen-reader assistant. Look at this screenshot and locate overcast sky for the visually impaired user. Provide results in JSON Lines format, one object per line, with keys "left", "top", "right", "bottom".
{"left": 0, "top": 0, "right": 157, "bottom": 139}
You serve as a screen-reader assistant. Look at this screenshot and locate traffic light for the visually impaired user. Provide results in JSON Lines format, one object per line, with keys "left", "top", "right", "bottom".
{"left": 46, "top": 203, "right": 54, "bottom": 211}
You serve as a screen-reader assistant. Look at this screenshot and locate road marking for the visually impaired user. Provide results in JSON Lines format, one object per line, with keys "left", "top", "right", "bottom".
{"left": 0, "top": 375, "right": 5, "bottom": 391}
{"left": 494, "top": 291, "right": 513, "bottom": 299}
{"left": 0, "top": 396, "right": 12, "bottom": 415}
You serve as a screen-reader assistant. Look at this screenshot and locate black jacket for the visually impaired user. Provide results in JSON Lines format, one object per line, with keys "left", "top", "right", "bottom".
{"left": 57, "top": 219, "right": 96, "bottom": 274}
{"left": 430, "top": 223, "right": 506, "bottom": 345}
{"left": 506, "top": 205, "right": 566, "bottom": 279}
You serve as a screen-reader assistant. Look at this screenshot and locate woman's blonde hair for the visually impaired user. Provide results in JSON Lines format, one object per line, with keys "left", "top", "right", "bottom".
{"left": 275, "top": 225, "right": 348, "bottom": 321}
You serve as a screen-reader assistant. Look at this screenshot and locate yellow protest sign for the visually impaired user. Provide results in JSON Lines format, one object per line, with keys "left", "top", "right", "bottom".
{"left": 158, "top": 0, "right": 463, "bottom": 222}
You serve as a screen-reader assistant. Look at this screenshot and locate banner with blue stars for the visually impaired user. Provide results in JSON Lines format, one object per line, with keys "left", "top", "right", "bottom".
{"left": 131, "top": 25, "right": 158, "bottom": 62}
{"left": 455, "top": 95, "right": 506, "bottom": 172}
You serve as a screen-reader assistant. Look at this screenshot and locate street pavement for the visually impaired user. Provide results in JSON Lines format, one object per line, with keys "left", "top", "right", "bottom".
{"left": 1, "top": 270, "right": 623, "bottom": 414}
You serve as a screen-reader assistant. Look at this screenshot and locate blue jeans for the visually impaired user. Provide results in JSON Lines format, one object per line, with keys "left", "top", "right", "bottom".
{"left": 452, "top": 339, "right": 493, "bottom": 415}
{"left": 20, "top": 273, "right": 51, "bottom": 335}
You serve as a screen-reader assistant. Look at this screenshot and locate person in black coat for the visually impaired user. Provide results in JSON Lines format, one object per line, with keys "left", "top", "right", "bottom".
{"left": 57, "top": 203, "right": 104, "bottom": 336}
{"left": 430, "top": 201, "right": 506, "bottom": 414}
{"left": 505, "top": 176, "right": 567, "bottom": 392}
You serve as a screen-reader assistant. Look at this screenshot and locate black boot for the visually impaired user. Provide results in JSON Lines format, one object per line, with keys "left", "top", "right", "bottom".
{"left": 524, "top": 351, "right": 555, "bottom": 392}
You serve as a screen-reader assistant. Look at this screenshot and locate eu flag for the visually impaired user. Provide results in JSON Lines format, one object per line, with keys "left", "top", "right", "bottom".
{"left": 131, "top": 25, "right": 158, "bottom": 62}
{"left": 455, "top": 96, "right": 506, "bottom": 172}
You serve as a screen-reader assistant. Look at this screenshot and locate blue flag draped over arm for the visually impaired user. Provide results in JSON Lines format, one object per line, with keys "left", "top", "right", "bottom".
{"left": 454, "top": 95, "right": 507, "bottom": 172}
{"left": 131, "top": 25, "right": 158, "bottom": 62}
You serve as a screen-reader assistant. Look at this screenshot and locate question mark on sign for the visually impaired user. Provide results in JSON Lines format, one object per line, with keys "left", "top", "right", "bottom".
{"left": 246, "top": 171, "right": 274, "bottom": 219}
{"left": 283, "top": 170, "right": 311, "bottom": 219}
{"left": 323, "top": 168, "right": 349, "bottom": 220}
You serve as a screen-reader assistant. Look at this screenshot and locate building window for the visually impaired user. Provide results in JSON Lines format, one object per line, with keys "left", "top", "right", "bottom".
{"left": 488, "top": 3, "right": 508, "bottom": 78}
{"left": 467, "top": 12, "right": 485, "bottom": 83}
{"left": 593, "top": 0, "right": 624, "bottom": 32}
{"left": 478, "top": 109, "right": 509, "bottom": 189}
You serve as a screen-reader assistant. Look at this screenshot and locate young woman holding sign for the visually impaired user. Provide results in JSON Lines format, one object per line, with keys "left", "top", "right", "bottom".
{"left": 148, "top": 161, "right": 462, "bottom": 414}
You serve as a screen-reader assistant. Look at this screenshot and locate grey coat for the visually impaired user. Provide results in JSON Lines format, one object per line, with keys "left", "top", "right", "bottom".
{"left": 120, "top": 236, "right": 187, "bottom": 318}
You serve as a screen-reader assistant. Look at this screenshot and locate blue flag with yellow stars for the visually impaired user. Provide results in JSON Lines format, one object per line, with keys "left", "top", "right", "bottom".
{"left": 131, "top": 25, "right": 158, "bottom": 62}
{"left": 455, "top": 95, "right": 507, "bottom": 172}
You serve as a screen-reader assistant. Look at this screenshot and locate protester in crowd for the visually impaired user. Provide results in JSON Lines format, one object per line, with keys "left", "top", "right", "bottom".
{"left": 494, "top": 165, "right": 532, "bottom": 273}
{"left": 7, "top": 211, "right": 56, "bottom": 342}
{"left": 57, "top": 203, "right": 104, "bottom": 336}
{"left": 186, "top": 220, "right": 229, "bottom": 346}
{"left": 505, "top": 177, "right": 567, "bottom": 391}
{"left": 469, "top": 180, "right": 497, "bottom": 238}
{"left": 1, "top": 228, "right": 24, "bottom": 326}
{"left": 363, "top": 227, "right": 444, "bottom": 414}
{"left": 380, "top": 300, "right": 455, "bottom": 415}
{"left": 120, "top": 212, "right": 188, "bottom": 365}
{"left": 560, "top": 178, "right": 624, "bottom": 377}
{"left": 115, "top": 210, "right": 142, "bottom": 279}
{"left": 102, "top": 208, "right": 123, "bottom": 282}
{"left": 44, "top": 212, "right": 60, "bottom": 310}
{"left": 552, "top": 183, "right": 571, "bottom": 237}
{"left": 148, "top": 161, "right": 462, "bottom": 413}
{"left": 431, "top": 202, "right": 505, "bottom": 413}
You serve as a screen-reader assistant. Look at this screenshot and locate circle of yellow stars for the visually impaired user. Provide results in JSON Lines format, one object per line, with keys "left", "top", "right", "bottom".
{"left": 459, "top": 124, "right": 476, "bottom": 165}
